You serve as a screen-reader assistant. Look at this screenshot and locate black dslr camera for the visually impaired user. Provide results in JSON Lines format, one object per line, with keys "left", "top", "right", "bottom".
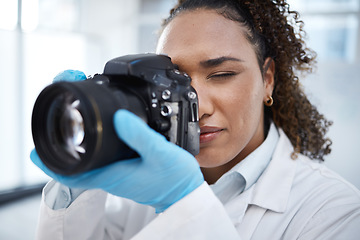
{"left": 32, "top": 54, "right": 199, "bottom": 175}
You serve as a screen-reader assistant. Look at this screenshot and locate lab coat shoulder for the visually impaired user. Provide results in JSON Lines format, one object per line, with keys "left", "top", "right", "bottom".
{"left": 245, "top": 129, "right": 360, "bottom": 239}
{"left": 294, "top": 154, "right": 360, "bottom": 239}
{"left": 36, "top": 185, "right": 108, "bottom": 240}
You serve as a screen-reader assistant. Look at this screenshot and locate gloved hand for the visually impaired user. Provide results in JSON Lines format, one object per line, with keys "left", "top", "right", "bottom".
{"left": 31, "top": 70, "right": 204, "bottom": 213}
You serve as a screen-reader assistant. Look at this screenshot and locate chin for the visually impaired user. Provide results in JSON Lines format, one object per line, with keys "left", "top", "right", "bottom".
{"left": 195, "top": 153, "right": 228, "bottom": 168}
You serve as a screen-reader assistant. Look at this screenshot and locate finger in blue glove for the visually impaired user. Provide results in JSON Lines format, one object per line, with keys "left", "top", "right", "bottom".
{"left": 53, "top": 70, "right": 87, "bottom": 82}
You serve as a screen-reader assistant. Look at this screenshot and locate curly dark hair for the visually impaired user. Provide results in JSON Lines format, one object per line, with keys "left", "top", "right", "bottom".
{"left": 161, "top": 0, "right": 332, "bottom": 160}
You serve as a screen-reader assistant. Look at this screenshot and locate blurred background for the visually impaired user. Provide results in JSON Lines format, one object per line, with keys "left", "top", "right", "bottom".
{"left": 0, "top": 0, "right": 359, "bottom": 239}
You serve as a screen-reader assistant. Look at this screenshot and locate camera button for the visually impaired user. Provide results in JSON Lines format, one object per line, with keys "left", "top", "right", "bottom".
{"left": 162, "top": 90, "right": 171, "bottom": 100}
{"left": 161, "top": 104, "right": 173, "bottom": 117}
{"left": 187, "top": 91, "right": 197, "bottom": 100}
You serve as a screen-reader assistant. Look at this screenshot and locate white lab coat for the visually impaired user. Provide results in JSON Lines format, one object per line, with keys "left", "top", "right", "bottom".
{"left": 36, "top": 129, "right": 360, "bottom": 240}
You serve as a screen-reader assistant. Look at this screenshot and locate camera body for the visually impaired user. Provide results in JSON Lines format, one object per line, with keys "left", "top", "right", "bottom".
{"left": 101, "top": 54, "right": 200, "bottom": 153}
{"left": 31, "top": 54, "right": 199, "bottom": 175}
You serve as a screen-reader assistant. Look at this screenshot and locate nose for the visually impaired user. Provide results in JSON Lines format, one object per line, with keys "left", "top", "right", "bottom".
{"left": 191, "top": 78, "right": 214, "bottom": 120}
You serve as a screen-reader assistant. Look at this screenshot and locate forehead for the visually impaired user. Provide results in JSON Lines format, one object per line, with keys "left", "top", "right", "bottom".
{"left": 157, "top": 9, "right": 254, "bottom": 60}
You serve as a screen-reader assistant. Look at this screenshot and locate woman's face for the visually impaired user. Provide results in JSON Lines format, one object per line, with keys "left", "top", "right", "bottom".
{"left": 157, "top": 9, "right": 274, "bottom": 181}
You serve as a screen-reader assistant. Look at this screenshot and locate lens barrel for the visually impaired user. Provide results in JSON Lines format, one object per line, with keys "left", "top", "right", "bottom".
{"left": 32, "top": 80, "right": 145, "bottom": 175}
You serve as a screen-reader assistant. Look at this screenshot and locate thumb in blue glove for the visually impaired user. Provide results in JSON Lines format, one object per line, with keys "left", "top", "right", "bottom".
{"left": 31, "top": 109, "right": 204, "bottom": 213}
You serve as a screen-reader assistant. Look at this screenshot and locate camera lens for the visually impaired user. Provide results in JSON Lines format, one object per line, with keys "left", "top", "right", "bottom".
{"left": 32, "top": 80, "right": 144, "bottom": 175}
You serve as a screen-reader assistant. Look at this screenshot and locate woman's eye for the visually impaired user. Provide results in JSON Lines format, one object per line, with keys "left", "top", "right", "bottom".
{"left": 208, "top": 72, "right": 237, "bottom": 80}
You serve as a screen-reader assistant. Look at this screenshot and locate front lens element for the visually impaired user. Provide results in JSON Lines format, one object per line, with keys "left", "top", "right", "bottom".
{"left": 60, "top": 99, "right": 86, "bottom": 158}
{"left": 48, "top": 94, "right": 86, "bottom": 161}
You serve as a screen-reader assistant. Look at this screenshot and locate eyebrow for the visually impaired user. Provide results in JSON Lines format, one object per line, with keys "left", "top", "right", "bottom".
{"left": 200, "top": 56, "right": 243, "bottom": 68}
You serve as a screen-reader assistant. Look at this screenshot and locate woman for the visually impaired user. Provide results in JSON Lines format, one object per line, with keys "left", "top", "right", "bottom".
{"left": 31, "top": 0, "right": 360, "bottom": 239}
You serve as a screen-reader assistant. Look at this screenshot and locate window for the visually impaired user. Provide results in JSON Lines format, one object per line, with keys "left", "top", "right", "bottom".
{"left": 0, "top": 0, "right": 18, "bottom": 30}
{"left": 0, "top": 0, "right": 87, "bottom": 191}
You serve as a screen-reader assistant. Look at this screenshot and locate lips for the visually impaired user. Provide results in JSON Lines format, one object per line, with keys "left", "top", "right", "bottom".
{"left": 199, "top": 126, "right": 224, "bottom": 144}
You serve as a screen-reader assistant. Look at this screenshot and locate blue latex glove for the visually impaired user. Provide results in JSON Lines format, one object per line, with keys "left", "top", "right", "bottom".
{"left": 53, "top": 69, "right": 87, "bottom": 82}
{"left": 31, "top": 70, "right": 204, "bottom": 213}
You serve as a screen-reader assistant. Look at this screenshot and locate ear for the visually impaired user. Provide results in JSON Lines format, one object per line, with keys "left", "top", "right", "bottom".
{"left": 262, "top": 57, "right": 275, "bottom": 101}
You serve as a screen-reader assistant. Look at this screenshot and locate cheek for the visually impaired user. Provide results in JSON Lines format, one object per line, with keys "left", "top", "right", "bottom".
{"left": 226, "top": 82, "right": 264, "bottom": 144}
{"left": 223, "top": 93, "right": 262, "bottom": 145}
{"left": 222, "top": 79, "right": 264, "bottom": 124}
{"left": 226, "top": 94, "right": 264, "bottom": 143}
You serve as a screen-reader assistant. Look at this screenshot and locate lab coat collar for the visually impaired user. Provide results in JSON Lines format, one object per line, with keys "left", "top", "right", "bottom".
{"left": 210, "top": 123, "right": 279, "bottom": 204}
{"left": 248, "top": 129, "right": 297, "bottom": 213}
